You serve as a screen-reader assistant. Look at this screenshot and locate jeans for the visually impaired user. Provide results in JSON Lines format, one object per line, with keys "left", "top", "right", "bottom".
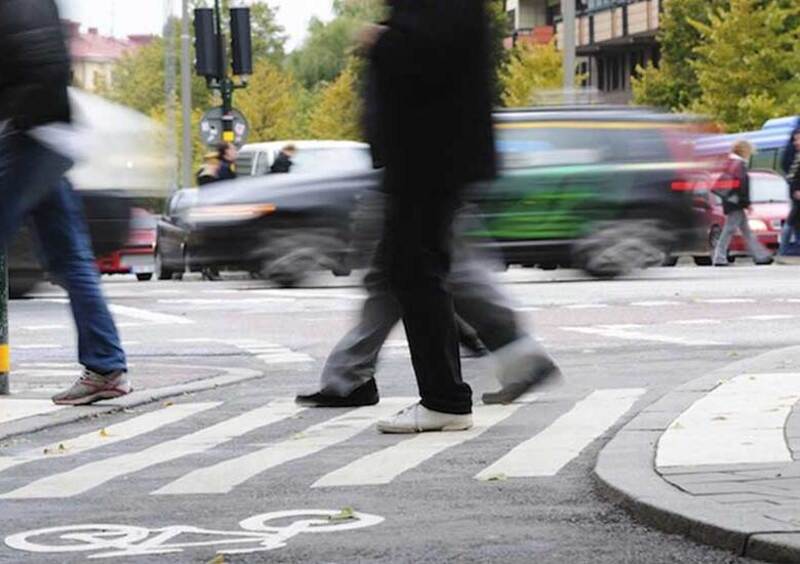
{"left": 712, "top": 209, "right": 771, "bottom": 264}
{"left": 29, "top": 179, "right": 127, "bottom": 374}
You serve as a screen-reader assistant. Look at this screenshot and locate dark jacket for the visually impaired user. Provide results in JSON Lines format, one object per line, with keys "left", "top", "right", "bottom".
{"left": 368, "top": 0, "right": 496, "bottom": 191}
{"left": 717, "top": 155, "right": 751, "bottom": 214}
{"left": 781, "top": 124, "right": 800, "bottom": 176}
{"left": 218, "top": 160, "right": 237, "bottom": 181}
{"left": 0, "top": 0, "right": 72, "bottom": 129}
{"left": 270, "top": 152, "right": 293, "bottom": 174}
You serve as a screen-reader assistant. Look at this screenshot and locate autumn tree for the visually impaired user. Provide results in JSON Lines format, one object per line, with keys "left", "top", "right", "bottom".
{"left": 306, "top": 60, "right": 364, "bottom": 141}
{"left": 236, "top": 60, "right": 305, "bottom": 141}
{"left": 499, "top": 40, "right": 564, "bottom": 108}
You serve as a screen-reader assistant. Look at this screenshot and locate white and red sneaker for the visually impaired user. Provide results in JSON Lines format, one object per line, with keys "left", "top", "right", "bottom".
{"left": 52, "top": 369, "right": 132, "bottom": 406}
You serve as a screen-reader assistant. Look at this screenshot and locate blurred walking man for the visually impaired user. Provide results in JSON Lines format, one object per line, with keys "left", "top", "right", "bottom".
{"left": 354, "top": 0, "right": 499, "bottom": 433}
{"left": 0, "top": 0, "right": 130, "bottom": 405}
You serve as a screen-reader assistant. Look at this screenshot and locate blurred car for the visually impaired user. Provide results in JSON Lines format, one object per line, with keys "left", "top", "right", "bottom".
{"left": 154, "top": 188, "right": 199, "bottom": 280}
{"left": 173, "top": 107, "right": 707, "bottom": 286}
{"left": 236, "top": 140, "right": 371, "bottom": 177}
{"left": 687, "top": 170, "right": 790, "bottom": 264}
{"left": 96, "top": 208, "right": 157, "bottom": 281}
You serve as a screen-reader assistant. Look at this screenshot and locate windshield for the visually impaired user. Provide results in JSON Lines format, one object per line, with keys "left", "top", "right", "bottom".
{"left": 750, "top": 175, "right": 788, "bottom": 203}
{"left": 289, "top": 148, "right": 372, "bottom": 174}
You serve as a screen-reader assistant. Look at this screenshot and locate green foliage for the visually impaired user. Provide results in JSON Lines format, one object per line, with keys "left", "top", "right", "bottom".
{"left": 690, "top": 0, "right": 800, "bottom": 131}
{"left": 306, "top": 59, "right": 364, "bottom": 140}
{"left": 487, "top": 0, "right": 511, "bottom": 105}
{"left": 236, "top": 60, "right": 305, "bottom": 141}
{"left": 500, "top": 41, "right": 564, "bottom": 108}
{"left": 633, "top": 0, "right": 728, "bottom": 110}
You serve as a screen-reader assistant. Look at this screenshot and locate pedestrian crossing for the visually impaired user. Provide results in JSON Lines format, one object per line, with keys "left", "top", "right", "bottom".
{"left": 0, "top": 389, "right": 645, "bottom": 500}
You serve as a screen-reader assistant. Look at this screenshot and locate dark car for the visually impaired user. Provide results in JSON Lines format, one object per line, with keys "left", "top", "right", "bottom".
{"left": 96, "top": 208, "right": 157, "bottom": 281}
{"left": 171, "top": 107, "right": 707, "bottom": 286}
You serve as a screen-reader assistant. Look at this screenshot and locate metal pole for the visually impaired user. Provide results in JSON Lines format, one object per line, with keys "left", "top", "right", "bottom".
{"left": 561, "top": 0, "right": 576, "bottom": 101}
{"left": 0, "top": 249, "right": 9, "bottom": 395}
{"left": 180, "top": 0, "right": 193, "bottom": 188}
{"left": 214, "top": 0, "right": 235, "bottom": 143}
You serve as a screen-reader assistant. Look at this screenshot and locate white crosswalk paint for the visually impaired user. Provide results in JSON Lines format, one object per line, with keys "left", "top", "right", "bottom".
{"left": 564, "top": 304, "right": 608, "bottom": 310}
{"left": 630, "top": 301, "right": 680, "bottom": 307}
{"left": 667, "top": 319, "right": 721, "bottom": 325}
{"left": 656, "top": 373, "right": 800, "bottom": 467}
{"left": 560, "top": 326, "right": 725, "bottom": 346}
{"left": 0, "top": 399, "right": 303, "bottom": 499}
{"left": 154, "top": 398, "right": 415, "bottom": 495}
{"left": 0, "top": 403, "right": 218, "bottom": 474}
{"left": 230, "top": 340, "right": 313, "bottom": 364}
{"left": 42, "top": 299, "right": 193, "bottom": 325}
{"left": 312, "top": 403, "right": 527, "bottom": 488}
{"left": 739, "top": 315, "right": 796, "bottom": 321}
{"left": 475, "top": 388, "right": 646, "bottom": 479}
{"left": 697, "top": 298, "right": 755, "bottom": 304}
{"left": 0, "top": 399, "right": 64, "bottom": 425}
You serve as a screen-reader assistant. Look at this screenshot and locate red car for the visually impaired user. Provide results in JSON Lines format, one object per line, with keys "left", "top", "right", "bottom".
{"left": 691, "top": 170, "right": 789, "bottom": 264}
{"left": 96, "top": 208, "right": 157, "bottom": 280}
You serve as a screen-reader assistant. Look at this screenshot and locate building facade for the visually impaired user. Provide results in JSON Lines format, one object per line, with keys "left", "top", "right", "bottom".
{"left": 506, "top": 0, "right": 662, "bottom": 103}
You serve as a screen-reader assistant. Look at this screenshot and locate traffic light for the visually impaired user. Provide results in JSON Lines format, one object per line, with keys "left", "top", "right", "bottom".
{"left": 230, "top": 8, "right": 252, "bottom": 77}
{"left": 194, "top": 8, "right": 220, "bottom": 79}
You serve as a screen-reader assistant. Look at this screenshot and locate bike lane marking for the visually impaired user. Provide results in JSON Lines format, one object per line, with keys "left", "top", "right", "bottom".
{"left": 0, "top": 403, "right": 219, "bottom": 474}
{"left": 312, "top": 401, "right": 530, "bottom": 487}
{"left": 0, "top": 399, "right": 303, "bottom": 499}
{"left": 153, "top": 398, "right": 415, "bottom": 495}
{"left": 656, "top": 373, "right": 800, "bottom": 467}
{"left": 475, "top": 388, "right": 646, "bottom": 479}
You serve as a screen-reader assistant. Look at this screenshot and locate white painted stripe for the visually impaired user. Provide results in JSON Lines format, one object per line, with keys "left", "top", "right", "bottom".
{"left": 599, "top": 324, "right": 645, "bottom": 330}
{"left": 561, "top": 326, "right": 725, "bottom": 346}
{"left": 313, "top": 403, "right": 526, "bottom": 487}
{"left": 697, "top": 298, "right": 755, "bottom": 304}
{"left": 0, "top": 399, "right": 64, "bottom": 425}
{"left": 108, "top": 304, "right": 195, "bottom": 325}
{"left": 476, "top": 388, "right": 646, "bottom": 479}
{"left": 630, "top": 301, "right": 680, "bottom": 307}
{"left": 0, "top": 403, "right": 218, "bottom": 474}
{"left": 20, "top": 325, "right": 68, "bottom": 332}
{"left": 565, "top": 304, "right": 608, "bottom": 310}
{"left": 667, "top": 319, "right": 721, "bottom": 326}
{"left": 154, "top": 398, "right": 414, "bottom": 495}
{"left": 14, "top": 344, "right": 62, "bottom": 350}
{"left": 739, "top": 315, "right": 795, "bottom": 321}
{"left": 517, "top": 306, "right": 542, "bottom": 312}
{"left": 656, "top": 373, "right": 800, "bottom": 467}
{"left": 0, "top": 399, "right": 303, "bottom": 499}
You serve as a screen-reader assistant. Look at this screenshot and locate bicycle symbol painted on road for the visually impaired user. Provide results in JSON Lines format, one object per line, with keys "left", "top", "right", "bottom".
{"left": 5, "top": 509, "right": 384, "bottom": 559}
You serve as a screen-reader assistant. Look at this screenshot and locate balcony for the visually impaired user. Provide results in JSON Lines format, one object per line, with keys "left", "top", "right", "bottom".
{"left": 504, "top": 25, "right": 556, "bottom": 49}
{"left": 556, "top": 0, "right": 660, "bottom": 52}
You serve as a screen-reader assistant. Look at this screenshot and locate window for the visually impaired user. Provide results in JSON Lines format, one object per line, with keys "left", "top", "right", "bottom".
{"left": 750, "top": 149, "right": 777, "bottom": 171}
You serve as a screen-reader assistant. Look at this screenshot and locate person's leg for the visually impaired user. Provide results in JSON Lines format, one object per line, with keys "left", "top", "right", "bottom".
{"left": 712, "top": 211, "right": 739, "bottom": 265}
{"left": 738, "top": 212, "right": 772, "bottom": 263}
{"left": 29, "top": 179, "right": 128, "bottom": 404}
{"left": 779, "top": 222, "right": 793, "bottom": 256}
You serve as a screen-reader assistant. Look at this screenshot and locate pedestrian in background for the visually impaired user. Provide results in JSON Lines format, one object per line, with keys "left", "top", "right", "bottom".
{"left": 197, "top": 142, "right": 238, "bottom": 186}
{"left": 270, "top": 144, "right": 297, "bottom": 174}
{"left": 0, "top": 0, "right": 130, "bottom": 405}
{"left": 712, "top": 140, "right": 773, "bottom": 267}
{"left": 778, "top": 130, "right": 800, "bottom": 257}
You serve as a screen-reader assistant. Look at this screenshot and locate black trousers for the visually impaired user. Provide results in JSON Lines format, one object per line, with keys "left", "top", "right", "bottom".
{"left": 378, "top": 175, "right": 472, "bottom": 414}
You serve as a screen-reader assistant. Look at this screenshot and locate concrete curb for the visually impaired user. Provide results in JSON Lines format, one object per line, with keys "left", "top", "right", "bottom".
{"left": 0, "top": 365, "right": 262, "bottom": 444}
{"left": 593, "top": 346, "right": 800, "bottom": 563}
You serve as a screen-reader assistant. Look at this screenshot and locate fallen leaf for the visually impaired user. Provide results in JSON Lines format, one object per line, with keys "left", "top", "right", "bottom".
{"left": 163, "top": 401, "right": 174, "bottom": 407}
{"left": 99, "top": 429, "right": 110, "bottom": 438}
{"left": 484, "top": 473, "right": 508, "bottom": 482}
{"left": 328, "top": 507, "right": 356, "bottom": 522}
{"left": 206, "top": 555, "right": 226, "bottom": 564}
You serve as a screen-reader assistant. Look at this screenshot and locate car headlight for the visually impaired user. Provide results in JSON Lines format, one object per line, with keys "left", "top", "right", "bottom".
{"left": 188, "top": 203, "right": 277, "bottom": 223}
{"left": 747, "top": 219, "right": 769, "bottom": 232}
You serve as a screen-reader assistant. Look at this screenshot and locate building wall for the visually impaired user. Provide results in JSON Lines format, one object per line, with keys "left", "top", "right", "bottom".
{"left": 72, "top": 60, "right": 115, "bottom": 92}
{"left": 508, "top": 0, "right": 548, "bottom": 30}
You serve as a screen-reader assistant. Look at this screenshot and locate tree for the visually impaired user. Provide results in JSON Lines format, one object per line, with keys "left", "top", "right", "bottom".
{"left": 690, "top": 0, "right": 800, "bottom": 131}
{"left": 632, "top": 0, "right": 728, "bottom": 111}
{"left": 499, "top": 41, "right": 564, "bottom": 108}
{"left": 235, "top": 60, "right": 305, "bottom": 141}
{"left": 487, "top": 0, "right": 511, "bottom": 104}
{"left": 306, "top": 60, "right": 363, "bottom": 140}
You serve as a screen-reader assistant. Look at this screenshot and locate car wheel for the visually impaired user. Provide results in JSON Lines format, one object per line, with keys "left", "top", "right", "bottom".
{"left": 574, "top": 219, "right": 672, "bottom": 279}
{"left": 539, "top": 262, "right": 558, "bottom": 271}
{"left": 693, "top": 256, "right": 712, "bottom": 266}
{"left": 136, "top": 273, "right": 153, "bottom": 281}
{"left": 154, "top": 250, "right": 174, "bottom": 281}
{"left": 662, "top": 255, "right": 679, "bottom": 267}
{"left": 262, "top": 254, "right": 313, "bottom": 288}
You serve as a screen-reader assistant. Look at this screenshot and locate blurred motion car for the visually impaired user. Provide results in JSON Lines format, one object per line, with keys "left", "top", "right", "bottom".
{"left": 236, "top": 140, "right": 371, "bottom": 177}
{"left": 96, "top": 208, "right": 157, "bottom": 281}
{"left": 171, "top": 107, "right": 707, "bottom": 286}
{"left": 154, "top": 188, "right": 199, "bottom": 280}
{"left": 686, "top": 170, "right": 789, "bottom": 265}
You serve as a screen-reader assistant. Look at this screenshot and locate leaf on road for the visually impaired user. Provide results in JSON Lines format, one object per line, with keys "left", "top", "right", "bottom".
{"left": 206, "top": 555, "right": 226, "bottom": 564}
{"left": 328, "top": 507, "right": 356, "bottom": 522}
{"left": 99, "top": 428, "right": 110, "bottom": 438}
{"left": 163, "top": 401, "right": 175, "bottom": 407}
{"left": 44, "top": 443, "right": 68, "bottom": 455}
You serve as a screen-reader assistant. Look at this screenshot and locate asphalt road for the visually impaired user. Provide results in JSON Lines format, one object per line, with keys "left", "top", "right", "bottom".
{"left": 3, "top": 262, "right": 795, "bottom": 563}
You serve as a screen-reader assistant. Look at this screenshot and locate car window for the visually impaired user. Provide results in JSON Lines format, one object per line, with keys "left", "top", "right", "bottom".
{"left": 751, "top": 149, "right": 777, "bottom": 171}
{"left": 749, "top": 174, "right": 789, "bottom": 203}
{"left": 236, "top": 152, "right": 256, "bottom": 176}
{"left": 131, "top": 213, "right": 156, "bottom": 229}
{"left": 254, "top": 151, "right": 271, "bottom": 176}
{"left": 288, "top": 148, "right": 373, "bottom": 174}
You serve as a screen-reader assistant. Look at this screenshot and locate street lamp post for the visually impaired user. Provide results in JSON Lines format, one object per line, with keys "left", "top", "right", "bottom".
{"left": 561, "top": 0, "right": 576, "bottom": 101}
{"left": 181, "top": 0, "right": 193, "bottom": 188}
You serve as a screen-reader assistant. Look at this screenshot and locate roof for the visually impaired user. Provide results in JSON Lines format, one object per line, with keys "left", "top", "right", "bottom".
{"left": 63, "top": 20, "right": 153, "bottom": 63}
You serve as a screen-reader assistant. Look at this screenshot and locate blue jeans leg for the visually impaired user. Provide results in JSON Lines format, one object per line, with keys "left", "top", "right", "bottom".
{"left": 29, "top": 179, "right": 127, "bottom": 374}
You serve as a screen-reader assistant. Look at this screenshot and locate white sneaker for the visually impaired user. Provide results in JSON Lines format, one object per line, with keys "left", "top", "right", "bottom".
{"left": 377, "top": 403, "right": 473, "bottom": 434}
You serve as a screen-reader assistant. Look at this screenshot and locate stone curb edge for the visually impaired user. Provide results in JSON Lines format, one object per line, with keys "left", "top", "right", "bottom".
{"left": 0, "top": 365, "right": 263, "bottom": 445}
{"left": 593, "top": 345, "right": 800, "bottom": 563}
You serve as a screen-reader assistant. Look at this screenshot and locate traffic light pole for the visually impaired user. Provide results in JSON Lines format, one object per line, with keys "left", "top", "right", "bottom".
{"left": 561, "top": 0, "right": 576, "bottom": 102}
{"left": 0, "top": 249, "right": 9, "bottom": 395}
{"left": 214, "top": 0, "right": 235, "bottom": 144}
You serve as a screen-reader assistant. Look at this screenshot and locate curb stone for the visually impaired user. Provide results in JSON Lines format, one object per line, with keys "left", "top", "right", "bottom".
{"left": 0, "top": 365, "right": 262, "bottom": 444}
{"left": 594, "top": 345, "right": 800, "bottom": 562}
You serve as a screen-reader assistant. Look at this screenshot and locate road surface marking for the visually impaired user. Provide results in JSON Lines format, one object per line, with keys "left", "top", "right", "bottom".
{"left": 629, "top": 301, "right": 681, "bottom": 307}
{"left": 14, "top": 345, "right": 62, "bottom": 350}
{"left": 564, "top": 304, "right": 608, "bottom": 310}
{"left": 0, "top": 403, "right": 218, "bottom": 474}
{"left": 739, "top": 315, "right": 796, "bottom": 321}
{"left": 697, "top": 298, "right": 755, "bottom": 304}
{"left": 667, "top": 319, "right": 721, "bottom": 325}
{"left": 154, "top": 398, "right": 414, "bottom": 495}
{"left": 0, "top": 399, "right": 64, "bottom": 425}
{"left": 0, "top": 399, "right": 303, "bottom": 499}
{"left": 230, "top": 340, "right": 313, "bottom": 364}
{"left": 656, "top": 373, "right": 800, "bottom": 467}
{"left": 475, "top": 388, "right": 646, "bottom": 479}
{"left": 108, "top": 304, "right": 194, "bottom": 325}
{"left": 560, "top": 326, "right": 725, "bottom": 346}
{"left": 20, "top": 325, "right": 68, "bottom": 332}
{"left": 312, "top": 403, "right": 527, "bottom": 487}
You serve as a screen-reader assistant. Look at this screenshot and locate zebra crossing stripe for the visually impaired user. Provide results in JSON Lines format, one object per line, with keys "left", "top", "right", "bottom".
{"left": 312, "top": 402, "right": 528, "bottom": 488}
{"left": 0, "top": 399, "right": 64, "bottom": 425}
{"left": 475, "top": 388, "right": 646, "bottom": 479}
{"left": 0, "top": 403, "right": 219, "bottom": 475}
{"left": 0, "top": 399, "right": 303, "bottom": 499}
{"left": 153, "top": 398, "right": 415, "bottom": 496}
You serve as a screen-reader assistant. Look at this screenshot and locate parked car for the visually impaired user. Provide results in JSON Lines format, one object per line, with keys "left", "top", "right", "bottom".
{"left": 687, "top": 170, "right": 790, "bottom": 264}
{"left": 170, "top": 107, "right": 708, "bottom": 286}
{"left": 96, "top": 208, "right": 157, "bottom": 280}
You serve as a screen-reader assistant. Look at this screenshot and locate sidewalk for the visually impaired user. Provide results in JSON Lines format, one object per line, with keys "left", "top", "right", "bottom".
{"left": 595, "top": 346, "right": 800, "bottom": 563}
{"left": 0, "top": 361, "right": 262, "bottom": 444}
